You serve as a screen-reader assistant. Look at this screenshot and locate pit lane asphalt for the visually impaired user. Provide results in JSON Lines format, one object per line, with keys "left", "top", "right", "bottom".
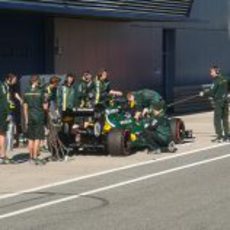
{"left": 1, "top": 143, "right": 230, "bottom": 230}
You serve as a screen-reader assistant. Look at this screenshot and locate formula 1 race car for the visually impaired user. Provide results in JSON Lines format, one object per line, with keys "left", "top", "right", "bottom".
{"left": 47, "top": 97, "right": 193, "bottom": 158}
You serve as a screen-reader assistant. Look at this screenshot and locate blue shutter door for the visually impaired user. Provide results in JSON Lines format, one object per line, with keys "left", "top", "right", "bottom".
{"left": 0, "top": 14, "right": 45, "bottom": 79}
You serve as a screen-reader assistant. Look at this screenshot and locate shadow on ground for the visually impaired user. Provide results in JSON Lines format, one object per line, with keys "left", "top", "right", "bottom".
{"left": 11, "top": 153, "right": 29, "bottom": 164}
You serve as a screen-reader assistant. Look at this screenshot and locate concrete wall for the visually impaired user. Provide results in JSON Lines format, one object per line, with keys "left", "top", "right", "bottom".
{"left": 54, "top": 18, "right": 162, "bottom": 91}
{"left": 175, "top": 0, "right": 230, "bottom": 86}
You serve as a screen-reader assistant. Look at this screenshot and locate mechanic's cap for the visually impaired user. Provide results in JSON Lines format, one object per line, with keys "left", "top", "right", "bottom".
{"left": 50, "top": 75, "right": 61, "bottom": 84}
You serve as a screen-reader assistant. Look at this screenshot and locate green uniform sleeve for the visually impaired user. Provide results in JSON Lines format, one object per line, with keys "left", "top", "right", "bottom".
{"left": 95, "top": 80, "right": 101, "bottom": 104}
{"left": 205, "top": 76, "right": 228, "bottom": 100}
{"left": 23, "top": 89, "right": 29, "bottom": 104}
{"left": 0, "top": 83, "right": 4, "bottom": 98}
{"left": 56, "top": 86, "right": 63, "bottom": 110}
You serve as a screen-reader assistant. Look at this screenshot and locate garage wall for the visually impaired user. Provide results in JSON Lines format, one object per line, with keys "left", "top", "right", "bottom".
{"left": 54, "top": 18, "right": 162, "bottom": 91}
{"left": 0, "top": 13, "right": 48, "bottom": 79}
{"left": 175, "top": 0, "right": 230, "bottom": 86}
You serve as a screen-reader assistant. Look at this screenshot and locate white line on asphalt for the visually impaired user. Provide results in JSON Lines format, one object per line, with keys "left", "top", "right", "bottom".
{"left": 0, "top": 152, "right": 230, "bottom": 220}
{"left": 0, "top": 143, "right": 229, "bottom": 201}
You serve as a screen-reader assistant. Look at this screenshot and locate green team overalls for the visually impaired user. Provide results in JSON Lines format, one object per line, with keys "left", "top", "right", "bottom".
{"left": 204, "top": 74, "right": 229, "bottom": 139}
{"left": 57, "top": 83, "right": 78, "bottom": 112}
{"left": 95, "top": 79, "right": 111, "bottom": 105}
{"left": 130, "top": 113, "right": 172, "bottom": 151}
{"left": 132, "top": 89, "right": 165, "bottom": 113}
{"left": 0, "top": 82, "right": 9, "bottom": 133}
{"left": 24, "top": 86, "right": 46, "bottom": 140}
{"left": 44, "top": 84, "right": 59, "bottom": 113}
{"left": 44, "top": 84, "right": 57, "bottom": 103}
{"left": 78, "top": 80, "right": 95, "bottom": 108}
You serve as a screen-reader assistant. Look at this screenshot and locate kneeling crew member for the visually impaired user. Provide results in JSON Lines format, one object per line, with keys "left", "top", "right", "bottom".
{"left": 132, "top": 105, "right": 175, "bottom": 153}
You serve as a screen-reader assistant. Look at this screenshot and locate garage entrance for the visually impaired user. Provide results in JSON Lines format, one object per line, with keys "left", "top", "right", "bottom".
{"left": 0, "top": 13, "right": 53, "bottom": 79}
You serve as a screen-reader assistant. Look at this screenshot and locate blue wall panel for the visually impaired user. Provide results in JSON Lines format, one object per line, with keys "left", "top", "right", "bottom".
{"left": 0, "top": 14, "right": 46, "bottom": 78}
{"left": 0, "top": 0, "right": 194, "bottom": 20}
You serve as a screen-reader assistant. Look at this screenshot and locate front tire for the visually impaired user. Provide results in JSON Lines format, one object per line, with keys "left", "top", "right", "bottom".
{"left": 107, "top": 129, "right": 130, "bottom": 156}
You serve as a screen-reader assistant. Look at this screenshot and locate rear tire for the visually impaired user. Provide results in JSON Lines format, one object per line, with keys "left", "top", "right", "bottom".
{"left": 107, "top": 129, "right": 130, "bottom": 156}
{"left": 170, "top": 118, "right": 185, "bottom": 144}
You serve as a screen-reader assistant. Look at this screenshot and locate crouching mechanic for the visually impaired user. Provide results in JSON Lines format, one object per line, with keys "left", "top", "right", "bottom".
{"left": 126, "top": 89, "right": 166, "bottom": 120}
{"left": 130, "top": 105, "right": 176, "bottom": 154}
{"left": 23, "top": 75, "right": 48, "bottom": 163}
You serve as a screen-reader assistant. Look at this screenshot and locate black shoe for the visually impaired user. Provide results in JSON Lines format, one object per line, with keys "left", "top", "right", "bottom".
{"left": 223, "top": 136, "right": 230, "bottom": 142}
{"left": 211, "top": 137, "right": 223, "bottom": 143}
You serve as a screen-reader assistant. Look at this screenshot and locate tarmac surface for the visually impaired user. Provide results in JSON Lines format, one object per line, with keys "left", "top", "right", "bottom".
{"left": 0, "top": 111, "right": 230, "bottom": 229}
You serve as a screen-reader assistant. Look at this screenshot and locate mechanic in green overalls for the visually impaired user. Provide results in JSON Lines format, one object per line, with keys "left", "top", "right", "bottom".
{"left": 95, "top": 69, "right": 122, "bottom": 105}
{"left": 23, "top": 75, "right": 48, "bottom": 163}
{"left": 44, "top": 75, "right": 61, "bottom": 112}
{"left": 0, "top": 80, "right": 10, "bottom": 163}
{"left": 130, "top": 104, "right": 175, "bottom": 154}
{"left": 200, "top": 66, "right": 229, "bottom": 142}
{"left": 126, "top": 89, "right": 166, "bottom": 120}
{"left": 4, "top": 74, "right": 23, "bottom": 149}
{"left": 57, "top": 73, "right": 78, "bottom": 113}
{"left": 78, "top": 71, "right": 95, "bottom": 108}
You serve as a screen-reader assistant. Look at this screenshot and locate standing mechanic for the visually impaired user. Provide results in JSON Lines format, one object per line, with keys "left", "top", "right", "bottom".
{"left": 4, "top": 73, "right": 23, "bottom": 149}
{"left": 57, "top": 73, "right": 78, "bottom": 113}
{"left": 200, "top": 66, "right": 229, "bottom": 142}
{"left": 44, "top": 75, "right": 61, "bottom": 112}
{"left": 23, "top": 75, "right": 48, "bottom": 163}
{"left": 0, "top": 80, "right": 10, "bottom": 163}
{"left": 95, "top": 69, "right": 122, "bottom": 105}
{"left": 78, "top": 71, "right": 95, "bottom": 108}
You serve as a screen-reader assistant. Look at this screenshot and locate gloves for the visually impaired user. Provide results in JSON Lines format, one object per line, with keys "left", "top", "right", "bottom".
{"left": 6, "top": 115, "right": 13, "bottom": 122}
{"left": 199, "top": 91, "right": 204, "bottom": 97}
{"left": 142, "top": 108, "right": 149, "bottom": 117}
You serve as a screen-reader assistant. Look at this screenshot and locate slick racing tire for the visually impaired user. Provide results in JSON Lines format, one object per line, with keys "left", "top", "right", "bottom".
{"left": 170, "top": 118, "right": 185, "bottom": 144}
{"left": 107, "top": 129, "right": 130, "bottom": 156}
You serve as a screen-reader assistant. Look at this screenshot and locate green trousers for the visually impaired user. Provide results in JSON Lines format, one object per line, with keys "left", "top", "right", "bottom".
{"left": 214, "top": 100, "right": 229, "bottom": 137}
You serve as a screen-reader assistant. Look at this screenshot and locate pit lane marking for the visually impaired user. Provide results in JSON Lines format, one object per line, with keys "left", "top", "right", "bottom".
{"left": 0, "top": 143, "right": 229, "bottom": 201}
{"left": 1, "top": 152, "right": 230, "bottom": 220}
